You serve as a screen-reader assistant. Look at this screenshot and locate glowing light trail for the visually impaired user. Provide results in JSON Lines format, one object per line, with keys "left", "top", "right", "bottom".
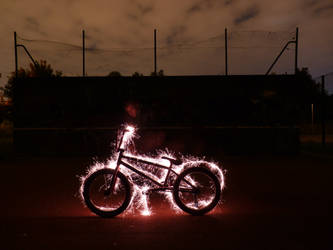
{"left": 79, "top": 124, "right": 225, "bottom": 216}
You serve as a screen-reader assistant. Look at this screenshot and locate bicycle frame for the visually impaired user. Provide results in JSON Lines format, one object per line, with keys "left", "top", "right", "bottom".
{"left": 81, "top": 124, "right": 225, "bottom": 217}
{"left": 109, "top": 148, "right": 196, "bottom": 194}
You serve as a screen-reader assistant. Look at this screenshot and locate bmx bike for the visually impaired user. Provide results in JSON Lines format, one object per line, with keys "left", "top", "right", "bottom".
{"left": 82, "top": 125, "right": 224, "bottom": 217}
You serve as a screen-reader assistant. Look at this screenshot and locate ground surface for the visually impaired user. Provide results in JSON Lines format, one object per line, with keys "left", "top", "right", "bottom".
{"left": 1, "top": 153, "right": 332, "bottom": 249}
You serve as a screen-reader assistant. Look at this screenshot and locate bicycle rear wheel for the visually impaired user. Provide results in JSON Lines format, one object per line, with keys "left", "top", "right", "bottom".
{"left": 173, "top": 167, "right": 221, "bottom": 215}
{"left": 83, "top": 169, "right": 131, "bottom": 217}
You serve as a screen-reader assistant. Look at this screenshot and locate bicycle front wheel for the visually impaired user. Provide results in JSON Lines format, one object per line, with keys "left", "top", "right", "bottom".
{"left": 83, "top": 169, "right": 131, "bottom": 217}
{"left": 173, "top": 167, "right": 221, "bottom": 215}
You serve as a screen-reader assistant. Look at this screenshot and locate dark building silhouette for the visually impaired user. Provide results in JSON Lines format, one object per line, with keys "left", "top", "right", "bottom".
{"left": 14, "top": 75, "right": 303, "bottom": 155}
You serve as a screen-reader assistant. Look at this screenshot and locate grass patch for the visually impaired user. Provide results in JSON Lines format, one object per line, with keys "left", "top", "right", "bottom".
{"left": 300, "top": 134, "right": 333, "bottom": 157}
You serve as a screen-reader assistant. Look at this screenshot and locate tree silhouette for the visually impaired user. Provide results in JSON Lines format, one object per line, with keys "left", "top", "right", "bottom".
{"left": 132, "top": 72, "right": 144, "bottom": 77}
{"left": 296, "top": 67, "right": 322, "bottom": 101}
{"left": 0, "top": 60, "right": 62, "bottom": 99}
{"left": 150, "top": 69, "right": 165, "bottom": 76}
{"left": 107, "top": 71, "right": 122, "bottom": 77}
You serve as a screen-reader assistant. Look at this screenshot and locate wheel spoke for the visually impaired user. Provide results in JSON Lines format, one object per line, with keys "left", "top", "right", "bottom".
{"left": 83, "top": 169, "right": 131, "bottom": 217}
{"left": 194, "top": 194, "right": 199, "bottom": 208}
{"left": 173, "top": 167, "right": 221, "bottom": 215}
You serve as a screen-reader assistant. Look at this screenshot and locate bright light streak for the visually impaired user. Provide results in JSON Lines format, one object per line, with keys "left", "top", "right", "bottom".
{"left": 79, "top": 125, "right": 225, "bottom": 216}
{"left": 139, "top": 185, "right": 152, "bottom": 216}
{"left": 120, "top": 124, "right": 136, "bottom": 150}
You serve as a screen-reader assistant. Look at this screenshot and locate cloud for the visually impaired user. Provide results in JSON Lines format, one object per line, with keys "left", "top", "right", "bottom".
{"left": 224, "top": 0, "right": 234, "bottom": 6}
{"left": 233, "top": 5, "right": 260, "bottom": 25}
{"left": 0, "top": 0, "right": 333, "bottom": 86}
{"left": 136, "top": 3, "right": 153, "bottom": 15}
{"left": 313, "top": 4, "right": 333, "bottom": 15}
{"left": 186, "top": 0, "right": 233, "bottom": 14}
{"left": 187, "top": 3, "right": 202, "bottom": 14}
{"left": 165, "top": 25, "right": 187, "bottom": 45}
{"left": 126, "top": 0, "right": 154, "bottom": 26}
{"left": 25, "top": 17, "right": 39, "bottom": 30}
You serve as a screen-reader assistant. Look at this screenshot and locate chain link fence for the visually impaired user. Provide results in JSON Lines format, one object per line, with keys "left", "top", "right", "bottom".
{"left": 15, "top": 29, "right": 297, "bottom": 77}
{"left": 321, "top": 73, "right": 333, "bottom": 140}
{"left": 228, "top": 30, "right": 296, "bottom": 75}
{"left": 300, "top": 72, "right": 333, "bottom": 148}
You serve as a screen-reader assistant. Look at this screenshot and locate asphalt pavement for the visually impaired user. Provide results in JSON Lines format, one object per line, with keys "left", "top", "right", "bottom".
{"left": 1, "top": 154, "right": 332, "bottom": 249}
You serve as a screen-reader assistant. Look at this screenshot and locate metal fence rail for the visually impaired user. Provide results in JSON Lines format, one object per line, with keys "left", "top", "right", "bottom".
{"left": 14, "top": 29, "right": 297, "bottom": 77}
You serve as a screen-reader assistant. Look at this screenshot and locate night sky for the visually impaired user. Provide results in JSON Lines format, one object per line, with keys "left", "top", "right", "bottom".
{"left": 1, "top": 0, "right": 333, "bottom": 87}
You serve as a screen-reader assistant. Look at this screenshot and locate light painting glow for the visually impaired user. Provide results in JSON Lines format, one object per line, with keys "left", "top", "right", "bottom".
{"left": 79, "top": 124, "right": 225, "bottom": 217}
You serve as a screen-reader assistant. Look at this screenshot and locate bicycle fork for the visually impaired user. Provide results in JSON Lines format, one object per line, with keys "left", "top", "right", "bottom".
{"left": 105, "top": 149, "right": 123, "bottom": 195}
{"left": 163, "top": 162, "right": 173, "bottom": 186}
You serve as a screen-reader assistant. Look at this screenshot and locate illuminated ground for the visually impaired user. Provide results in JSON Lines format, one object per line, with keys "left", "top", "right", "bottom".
{"left": 1, "top": 154, "right": 331, "bottom": 249}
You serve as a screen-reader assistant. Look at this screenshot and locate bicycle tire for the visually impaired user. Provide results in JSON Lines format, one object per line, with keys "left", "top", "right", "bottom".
{"left": 83, "top": 168, "right": 131, "bottom": 217}
{"left": 173, "top": 166, "right": 221, "bottom": 215}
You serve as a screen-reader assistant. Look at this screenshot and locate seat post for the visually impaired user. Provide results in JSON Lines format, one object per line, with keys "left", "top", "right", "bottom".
{"left": 163, "top": 161, "right": 173, "bottom": 186}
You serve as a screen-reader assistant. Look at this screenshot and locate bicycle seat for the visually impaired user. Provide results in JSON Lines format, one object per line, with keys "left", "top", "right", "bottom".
{"left": 161, "top": 156, "right": 182, "bottom": 165}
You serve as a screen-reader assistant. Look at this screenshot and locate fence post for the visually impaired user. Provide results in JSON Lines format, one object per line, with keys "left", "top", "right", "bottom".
{"left": 154, "top": 29, "right": 157, "bottom": 75}
{"left": 321, "top": 75, "right": 326, "bottom": 147}
{"left": 82, "top": 30, "right": 85, "bottom": 76}
{"left": 225, "top": 28, "right": 228, "bottom": 76}
{"left": 295, "top": 27, "right": 298, "bottom": 74}
{"left": 311, "top": 103, "right": 314, "bottom": 132}
{"left": 14, "top": 31, "right": 18, "bottom": 79}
